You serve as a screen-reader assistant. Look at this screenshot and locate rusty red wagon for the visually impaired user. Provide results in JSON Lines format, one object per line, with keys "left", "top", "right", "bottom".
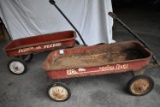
{"left": 4, "top": 30, "right": 77, "bottom": 74}
{"left": 40, "top": 0, "right": 159, "bottom": 102}
{"left": 42, "top": 41, "right": 155, "bottom": 102}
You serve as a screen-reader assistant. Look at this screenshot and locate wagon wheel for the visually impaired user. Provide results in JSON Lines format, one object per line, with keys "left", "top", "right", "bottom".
{"left": 17, "top": 54, "right": 33, "bottom": 62}
{"left": 8, "top": 58, "right": 27, "bottom": 75}
{"left": 48, "top": 82, "right": 71, "bottom": 102}
{"left": 127, "top": 75, "right": 154, "bottom": 96}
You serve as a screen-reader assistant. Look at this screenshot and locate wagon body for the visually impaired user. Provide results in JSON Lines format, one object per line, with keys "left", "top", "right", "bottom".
{"left": 42, "top": 41, "right": 152, "bottom": 80}
{"left": 4, "top": 30, "right": 76, "bottom": 57}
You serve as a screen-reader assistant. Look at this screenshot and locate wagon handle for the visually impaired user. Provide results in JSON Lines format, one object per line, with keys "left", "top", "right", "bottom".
{"left": 108, "top": 12, "right": 160, "bottom": 65}
{"left": 49, "top": 0, "right": 55, "bottom": 4}
{"left": 108, "top": 12, "right": 147, "bottom": 45}
{"left": 49, "top": 0, "right": 87, "bottom": 46}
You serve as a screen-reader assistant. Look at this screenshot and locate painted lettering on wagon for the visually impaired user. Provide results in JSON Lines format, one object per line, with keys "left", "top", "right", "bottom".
{"left": 43, "top": 43, "right": 62, "bottom": 49}
{"left": 66, "top": 64, "right": 129, "bottom": 75}
{"left": 18, "top": 47, "right": 34, "bottom": 53}
{"left": 18, "top": 43, "right": 62, "bottom": 53}
{"left": 66, "top": 69, "right": 78, "bottom": 75}
{"left": 99, "top": 64, "right": 128, "bottom": 71}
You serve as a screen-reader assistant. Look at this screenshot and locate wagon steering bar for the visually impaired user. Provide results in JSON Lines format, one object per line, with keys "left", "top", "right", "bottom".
{"left": 108, "top": 12, "right": 160, "bottom": 65}
{"left": 49, "top": 0, "right": 87, "bottom": 46}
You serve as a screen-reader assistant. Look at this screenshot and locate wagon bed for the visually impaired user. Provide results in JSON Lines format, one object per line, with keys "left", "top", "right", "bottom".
{"left": 42, "top": 41, "right": 152, "bottom": 79}
{"left": 4, "top": 30, "right": 76, "bottom": 57}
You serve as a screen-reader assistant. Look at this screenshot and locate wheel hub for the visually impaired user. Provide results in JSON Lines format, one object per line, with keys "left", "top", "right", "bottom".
{"left": 49, "top": 86, "right": 68, "bottom": 101}
{"left": 9, "top": 61, "right": 25, "bottom": 74}
{"left": 131, "top": 79, "right": 151, "bottom": 95}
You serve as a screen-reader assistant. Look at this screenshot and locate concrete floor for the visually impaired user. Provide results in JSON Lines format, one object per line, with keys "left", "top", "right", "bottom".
{"left": 0, "top": 5, "right": 160, "bottom": 107}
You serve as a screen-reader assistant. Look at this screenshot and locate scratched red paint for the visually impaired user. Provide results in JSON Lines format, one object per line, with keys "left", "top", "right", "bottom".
{"left": 4, "top": 30, "right": 76, "bottom": 57}
{"left": 42, "top": 41, "right": 152, "bottom": 80}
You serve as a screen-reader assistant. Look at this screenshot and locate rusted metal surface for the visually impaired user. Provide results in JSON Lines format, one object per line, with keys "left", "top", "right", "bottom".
{"left": 130, "top": 78, "right": 152, "bottom": 95}
{"left": 4, "top": 30, "right": 76, "bottom": 57}
{"left": 42, "top": 41, "right": 152, "bottom": 80}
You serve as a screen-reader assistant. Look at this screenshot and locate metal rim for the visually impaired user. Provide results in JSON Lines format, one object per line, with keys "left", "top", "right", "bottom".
{"left": 129, "top": 77, "right": 153, "bottom": 95}
{"left": 9, "top": 61, "right": 25, "bottom": 74}
{"left": 48, "top": 85, "right": 69, "bottom": 101}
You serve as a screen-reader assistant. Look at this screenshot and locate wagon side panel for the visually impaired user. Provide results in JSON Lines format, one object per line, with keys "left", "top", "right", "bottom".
{"left": 47, "top": 59, "right": 150, "bottom": 80}
{"left": 4, "top": 30, "right": 76, "bottom": 57}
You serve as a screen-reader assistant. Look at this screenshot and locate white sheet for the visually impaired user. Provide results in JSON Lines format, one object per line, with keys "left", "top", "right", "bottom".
{"left": 0, "top": 0, "right": 115, "bottom": 45}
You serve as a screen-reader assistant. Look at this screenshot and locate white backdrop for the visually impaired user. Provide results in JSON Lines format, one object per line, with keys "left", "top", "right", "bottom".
{"left": 0, "top": 0, "right": 115, "bottom": 45}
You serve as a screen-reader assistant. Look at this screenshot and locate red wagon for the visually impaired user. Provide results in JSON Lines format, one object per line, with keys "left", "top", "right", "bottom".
{"left": 42, "top": 41, "right": 154, "bottom": 102}
{"left": 40, "top": 0, "right": 159, "bottom": 102}
{"left": 4, "top": 30, "right": 77, "bottom": 74}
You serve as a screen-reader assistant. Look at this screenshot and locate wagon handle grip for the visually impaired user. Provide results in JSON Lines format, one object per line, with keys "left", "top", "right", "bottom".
{"left": 49, "top": 0, "right": 55, "bottom": 4}
{"left": 108, "top": 12, "right": 117, "bottom": 19}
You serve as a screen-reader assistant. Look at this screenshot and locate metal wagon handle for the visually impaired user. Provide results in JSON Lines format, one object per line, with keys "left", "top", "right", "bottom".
{"left": 49, "top": 0, "right": 87, "bottom": 46}
{"left": 108, "top": 12, "right": 159, "bottom": 65}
